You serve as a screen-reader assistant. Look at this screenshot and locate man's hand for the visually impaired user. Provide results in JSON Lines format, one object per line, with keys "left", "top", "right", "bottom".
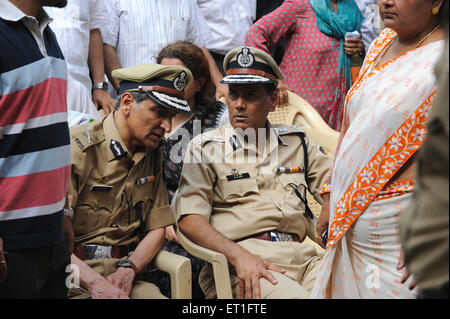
{"left": 398, "top": 250, "right": 417, "bottom": 290}
{"left": 63, "top": 216, "right": 75, "bottom": 254}
{"left": 316, "top": 193, "right": 330, "bottom": 248}
{"left": 106, "top": 266, "right": 135, "bottom": 296}
{"left": 92, "top": 89, "right": 115, "bottom": 115}
{"left": 88, "top": 276, "right": 130, "bottom": 299}
{"left": 0, "top": 237, "right": 7, "bottom": 283}
{"left": 165, "top": 225, "right": 178, "bottom": 243}
{"left": 234, "top": 250, "right": 286, "bottom": 299}
{"left": 215, "top": 82, "right": 228, "bottom": 101}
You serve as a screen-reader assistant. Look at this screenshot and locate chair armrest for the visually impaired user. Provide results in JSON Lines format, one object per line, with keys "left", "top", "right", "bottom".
{"left": 176, "top": 229, "right": 233, "bottom": 299}
{"left": 150, "top": 250, "right": 192, "bottom": 299}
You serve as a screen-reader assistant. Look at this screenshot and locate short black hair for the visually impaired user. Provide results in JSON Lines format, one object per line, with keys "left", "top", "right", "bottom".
{"left": 263, "top": 82, "right": 278, "bottom": 97}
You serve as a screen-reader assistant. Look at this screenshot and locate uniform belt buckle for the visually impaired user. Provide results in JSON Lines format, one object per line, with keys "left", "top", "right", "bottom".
{"left": 270, "top": 231, "right": 293, "bottom": 242}
{"left": 85, "top": 244, "right": 113, "bottom": 260}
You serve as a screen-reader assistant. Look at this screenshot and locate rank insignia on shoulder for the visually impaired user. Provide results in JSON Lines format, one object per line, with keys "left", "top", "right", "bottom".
{"left": 276, "top": 127, "right": 289, "bottom": 134}
{"left": 74, "top": 137, "right": 84, "bottom": 150}
{"left": 136, "top": 175, "right": 155, "bottom": 186}
{"left": 110, "top": 140, "right": 125, "bottom": 158}
{"left": 226, "top": 172, "right": 250, "bottom": 181}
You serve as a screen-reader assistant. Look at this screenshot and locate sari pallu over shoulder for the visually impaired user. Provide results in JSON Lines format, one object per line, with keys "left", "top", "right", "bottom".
{"left": 325, "top": 29, "right": 444, "bottom": 250}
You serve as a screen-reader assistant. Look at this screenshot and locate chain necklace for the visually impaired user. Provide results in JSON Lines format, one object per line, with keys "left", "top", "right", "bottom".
{"left": 373, "top": 24, "right": 441, "bottom": 68}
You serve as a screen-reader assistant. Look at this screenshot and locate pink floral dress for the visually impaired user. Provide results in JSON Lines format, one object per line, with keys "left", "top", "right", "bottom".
{"left": 245, "top": 0, "right": 346, "bottom": 130}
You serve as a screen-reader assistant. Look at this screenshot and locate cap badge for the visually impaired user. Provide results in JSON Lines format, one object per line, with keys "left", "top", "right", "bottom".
{"left": 173, "top": 71, "right": 187, "bottom": 91}
{"left": 237, "top": 47, "right": 254, "bottom": 68}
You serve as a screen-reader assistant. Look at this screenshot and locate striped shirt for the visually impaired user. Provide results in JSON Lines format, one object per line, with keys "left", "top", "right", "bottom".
{"left": 102, "top": 0, "right": 213, "bottom": 68}
{"left": 0, "top": 1, "right": 71, "bottom": 251}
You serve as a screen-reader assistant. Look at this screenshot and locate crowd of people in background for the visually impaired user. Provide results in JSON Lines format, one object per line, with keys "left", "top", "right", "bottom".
{"left": 0, "top": 0, "right": 448, "bottom": 300}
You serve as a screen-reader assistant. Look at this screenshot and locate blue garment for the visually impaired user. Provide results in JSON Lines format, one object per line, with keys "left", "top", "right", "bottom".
{"left": 309, "top": 0, "right": 364, "bottom": 88}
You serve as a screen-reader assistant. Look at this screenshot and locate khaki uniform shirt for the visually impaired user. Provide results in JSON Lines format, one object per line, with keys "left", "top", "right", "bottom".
{"left": 174, "top": 123, "right": 332, "bottom": 242}
{"left": 66, "top": 113, "right": 173, "bottom": 247}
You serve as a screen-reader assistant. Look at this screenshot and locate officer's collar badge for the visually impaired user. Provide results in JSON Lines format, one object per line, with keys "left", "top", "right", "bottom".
{"left": 110, "top": 139, "right": 126, "bottom": 158}
{"left": 237, "top": 47, "right": 255, "bottom": 68}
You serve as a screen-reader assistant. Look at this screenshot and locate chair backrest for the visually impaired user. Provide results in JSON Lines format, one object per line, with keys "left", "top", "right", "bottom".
{"left": 268, "top": 90, "right": 339, "bottom": 156}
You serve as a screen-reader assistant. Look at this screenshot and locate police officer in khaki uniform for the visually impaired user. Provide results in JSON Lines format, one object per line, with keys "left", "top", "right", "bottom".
{"left": 173, "top": 47, "right": 332, "bottom": 299}
{"left": 65, "top": 64, "right": 193, "bottom": 299}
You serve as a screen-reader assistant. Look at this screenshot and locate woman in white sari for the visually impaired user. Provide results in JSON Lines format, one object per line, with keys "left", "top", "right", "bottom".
{"left": 312, "top": 0, "right": 445, "bottom": 298}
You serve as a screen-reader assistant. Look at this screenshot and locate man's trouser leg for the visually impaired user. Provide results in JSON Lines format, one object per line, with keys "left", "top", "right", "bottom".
{"left": 199, "top": 239, "right": 322, "bottom": 299}
{"left": 0, "top": 238, "right": 70, "bottom": 299}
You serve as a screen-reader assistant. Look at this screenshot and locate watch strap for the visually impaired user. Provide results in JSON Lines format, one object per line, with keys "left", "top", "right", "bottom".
{"left": 118, "top": 258, "right": 139, "bottom": 274}
{"left": 93, "top": 81, "right": 108, "bottom": 91}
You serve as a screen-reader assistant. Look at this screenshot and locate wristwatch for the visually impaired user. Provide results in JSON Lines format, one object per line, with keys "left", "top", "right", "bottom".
{"left": 63, "top": 208, "right": 74, "bottom": 219}
{"left": 117, "top": 258, "right": 138, "bottom": 274}
{"left": 93, "top": 81, "right": 108, "bottom": 91}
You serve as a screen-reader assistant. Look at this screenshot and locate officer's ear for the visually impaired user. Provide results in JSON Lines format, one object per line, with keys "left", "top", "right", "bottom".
{"left": 268, "top": 90, "right": 278, "bottom": 113}
{"left": 119, "top": 92, "right": 135, "bottom": 117}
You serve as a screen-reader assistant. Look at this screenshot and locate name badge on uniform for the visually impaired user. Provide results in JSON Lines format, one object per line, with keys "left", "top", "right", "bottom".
{"left": 226, "top": 172, "right": 250, "bottom": 181}
{"left": 90, "top": 185, "right": 113, "bottom": 192}
{"left": 136, "top": 175, "right": 155, "bottom": 186}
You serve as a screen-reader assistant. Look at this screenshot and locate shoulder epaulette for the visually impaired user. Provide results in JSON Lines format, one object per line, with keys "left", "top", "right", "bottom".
{"left": 70, "top": 122, "right": 105, "bottom": 151}
{"left": 192, "top": 131, "right": 224, "bottom": 146}
{"left": 273, "top": 124, "right": 306, "bottom": 136}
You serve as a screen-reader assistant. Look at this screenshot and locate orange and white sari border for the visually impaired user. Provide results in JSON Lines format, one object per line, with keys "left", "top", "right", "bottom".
{"left": 374, "top": 179, "right": 415, "bottom": 202}
{"left": 326, "top": 90, "right": 436, "bottom": 250}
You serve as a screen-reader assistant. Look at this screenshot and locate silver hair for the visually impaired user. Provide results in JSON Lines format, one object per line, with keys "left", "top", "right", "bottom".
{"left": 114, "top": 91, "right": 150, "bottom": 110}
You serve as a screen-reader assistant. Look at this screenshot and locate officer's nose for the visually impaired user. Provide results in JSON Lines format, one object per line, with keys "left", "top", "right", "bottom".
{"left": 160, "top": 116, "right": 172, "bottom": 133}
{"left": 235, "top": 96, "right": 246, "bottom": 111}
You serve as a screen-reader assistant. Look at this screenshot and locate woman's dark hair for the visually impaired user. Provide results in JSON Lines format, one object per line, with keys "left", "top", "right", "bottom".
{"left": 157, "top": 41, "right": 213, "bottom": 100}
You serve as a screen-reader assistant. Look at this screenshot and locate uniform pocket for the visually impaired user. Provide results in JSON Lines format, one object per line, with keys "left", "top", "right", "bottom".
{"left": 73, "top": 190, "right": 115, "bottom": 236}
{"left": 278, "top": 173, "right": 307, "bottom": 189}
{"left": 130, "top": 182, "right": 155, "bottom": 227}
{"left": 219, "top": 178, "right": 260, "bottom": 200}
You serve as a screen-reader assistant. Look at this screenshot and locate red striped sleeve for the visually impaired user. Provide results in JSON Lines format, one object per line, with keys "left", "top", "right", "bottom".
{"left": 0, "top": 165, "right": 70, "bottom": 212}
{"left": 0, "top": 78, "right": 67, "bottom": 127}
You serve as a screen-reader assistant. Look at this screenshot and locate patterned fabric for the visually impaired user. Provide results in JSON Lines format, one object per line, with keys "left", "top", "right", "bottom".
{"left": 310, "top": 28, "right": 444, "bottom": 298}
{"left": 147, "top": 99, "right": 225, "bottom": 298}
{"left": 163, "top": 99, "right": 226, "bottom": 202}
{"left": 245, "top": 0, "right": 346, "bottom": 130}
{"left": 0, "top": 3, "right": 70, "bottom": 251}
